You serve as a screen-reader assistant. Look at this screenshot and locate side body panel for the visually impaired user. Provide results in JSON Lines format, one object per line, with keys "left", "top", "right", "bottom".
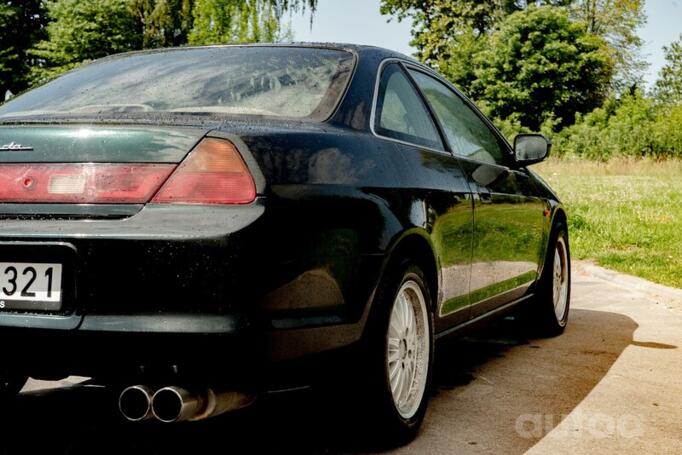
{"left": 235, "top": 125, "right": 472, "bottom": 333}
{"left": 388, "top": 144, "right": 473, "bottom": 331}
{"left": 457, "top": 159, "right": 548, "bottom": 317}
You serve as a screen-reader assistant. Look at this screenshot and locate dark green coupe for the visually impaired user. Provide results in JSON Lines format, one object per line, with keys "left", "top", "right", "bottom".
{"left": 0, "top": 44, "right": 570, "bottom": 443}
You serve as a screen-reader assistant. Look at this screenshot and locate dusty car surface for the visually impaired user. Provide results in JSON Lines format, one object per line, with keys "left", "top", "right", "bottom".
{"left": 0, "top": 43, "right": 569, "bottom": 442}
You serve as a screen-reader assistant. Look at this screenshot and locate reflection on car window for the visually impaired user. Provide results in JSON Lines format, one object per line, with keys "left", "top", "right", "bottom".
{"left": 0, "top": 47, "right": 354, "bottom": 120}
{"left": 409, "top": 69, "right": 505, "bottom": 165}
{"left": 375, "top": 64, "right": 443, "bottom": 150}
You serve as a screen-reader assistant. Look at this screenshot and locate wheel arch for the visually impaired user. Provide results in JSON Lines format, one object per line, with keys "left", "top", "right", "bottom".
{"left": 382, "top": 229, "right": 440, "bottom": 312}
{"left": 536, "top": 205, "right": 569, "bottom": 283}
{"left": 551, "top": 206, "right": 568, "bottom": 231}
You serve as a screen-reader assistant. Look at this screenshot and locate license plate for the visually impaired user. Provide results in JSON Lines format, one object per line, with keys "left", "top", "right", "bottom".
{"left": 0, "top": 262, "right": 62, "bottom": 310}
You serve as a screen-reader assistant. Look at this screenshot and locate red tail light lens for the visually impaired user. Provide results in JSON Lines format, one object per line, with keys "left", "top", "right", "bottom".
{"left": 0, "top": 164, "right": 175, "bottom": 204}
{"left": 151, "top": 138, "right": 256, "bottom": 205}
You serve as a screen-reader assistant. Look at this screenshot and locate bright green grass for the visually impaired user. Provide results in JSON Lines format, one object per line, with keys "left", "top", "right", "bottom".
{"left": 535, "top": 158, "right": 682, "bottom": 289}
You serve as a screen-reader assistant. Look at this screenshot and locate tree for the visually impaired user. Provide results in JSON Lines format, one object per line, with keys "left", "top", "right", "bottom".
{"left": 381, "top": 0, "right": 645, "bottom": 95}
{"left": 0, "top": 1, "right": 48, "bottom": 98}
{"left": 472, "top": 6, "right": 613, "bottom": 130}
{"left": 570, "top": 0, "right": 647, "bottom": 92}
{"left": 131, "top": 0, "right": 195, "bottom": 48}
{"left": 379, "top": 0, "right": 570, "bottom": 66}
{"left": 189, "top": 0, "right": 278, "bottom": 44}
{"left": 653, "top": 34, "right": 682, "bottom": 104}
{"left": 380, "top": 0, "right": 501, "bottom": 66}
{"left": 20, "top": 0, "right": 316, "bottom": 86}
{"left": 130, "top": 0, "right": 316, "bottom": 49}
{"left": 29, "top": 0, "right": 142, "bottom": 84}
{"left": 189, "top": 0, "right": 314, "bottom": 45}
{"left": 435, "top": 28, "right": 486, "bottom": 95}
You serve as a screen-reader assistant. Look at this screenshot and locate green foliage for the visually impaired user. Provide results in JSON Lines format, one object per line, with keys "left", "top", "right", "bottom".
{"left": 379, "top": 0, "right": 498, "bottom": 68}
{"left": 1, "top": 0, "right": 316, "bottom": 90}
{"left": 569, "top": 0, "right": 647, "bottom": 92}
{"left": 130, "top": 0, "right": 314, "bottom": 47}
{"left": 183, "top": 0, "right": 316, "bottom": 46}
{"left": 379, "top": 0, "right": 570, "bottom": 66}
{"left": 653, "top": 34, "right": 682, "bottom": 104}
{"left": 472, "top": 6, "right": 613, "bottom": 131}
{"left": 131, "top": 0, "right": 195, "bottom": 48}
{"left": 436, "top": 28, "right": 485, "bottom": 95}
{"left": 552, "top": 93, "right": 682, "bottom": 159}
{"left": 0, "top": 1, "right": 47, "bottom": 98}
{"left": 381, "top": 0, "right": 648, "bottom": 130}
{"left": 0, "top": 5, "right": 20, "bottom": 96}
{"left": 188, "top": 0, "right": 280, "bottom": 45}
{"left": 29, "top": 0, "right": 142, "bottom": 84}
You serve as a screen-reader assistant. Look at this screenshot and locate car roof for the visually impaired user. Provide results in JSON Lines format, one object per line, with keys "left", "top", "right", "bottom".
{"left": 96, "top": 42, "right": 421, "bottom": 66}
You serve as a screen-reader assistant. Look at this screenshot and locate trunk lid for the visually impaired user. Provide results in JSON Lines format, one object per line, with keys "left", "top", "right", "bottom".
{"left": 0, "top": 125, "right": 206, "bottom": 163}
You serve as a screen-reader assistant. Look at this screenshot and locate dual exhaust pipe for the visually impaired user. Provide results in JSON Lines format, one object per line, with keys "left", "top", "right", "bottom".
{"left": 119, "top": 385, "right": 254, "bottom": 423}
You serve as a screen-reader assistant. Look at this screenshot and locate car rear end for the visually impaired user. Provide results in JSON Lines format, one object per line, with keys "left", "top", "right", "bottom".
{"left": 0, "top": 45, "right": 357, "bottom": 391}
{"left": 0, "top": 126, "right": 267, "bottom": 385}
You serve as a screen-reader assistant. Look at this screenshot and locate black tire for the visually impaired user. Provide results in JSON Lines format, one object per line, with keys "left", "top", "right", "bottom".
{"left": 527, "top": 223, "right": 571, "bottom": 337}
{"left": 354, "top": 261, "right": 435, "bottom": 446}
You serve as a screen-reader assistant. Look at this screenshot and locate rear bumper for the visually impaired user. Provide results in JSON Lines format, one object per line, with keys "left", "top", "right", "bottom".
{"left": 0, "top": 196, "right": 382, "bottom": 384}
{"left": 0, "top": 321, "right": 260, "bottom": 386}
{"left": 0, "top": 312, "right": 243, "bottom": 332}
{"left": 0, "top": 201, "right": 267, "bottom": 316}
{"left": 0, "top": 311, "right": 366, "bottom": 388}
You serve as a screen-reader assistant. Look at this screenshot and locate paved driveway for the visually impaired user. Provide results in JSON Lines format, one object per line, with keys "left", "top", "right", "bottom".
{"left": 9, "top": 262, "right": 682, "bottom": 454}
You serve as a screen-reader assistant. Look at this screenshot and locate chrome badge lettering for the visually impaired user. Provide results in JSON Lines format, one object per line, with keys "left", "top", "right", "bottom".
{"left": 0, "top": 142, "right": 33, "bottom": 152}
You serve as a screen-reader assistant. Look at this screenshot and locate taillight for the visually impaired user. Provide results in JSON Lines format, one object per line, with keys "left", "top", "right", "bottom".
{"left": 151, "top": 138, "right": 256, "bottom": 205}
{"left": 0, "top": 164, "right": 175, "bottom": 204}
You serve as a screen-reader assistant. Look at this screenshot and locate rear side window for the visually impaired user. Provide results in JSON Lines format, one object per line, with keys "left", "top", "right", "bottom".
{"left": 374, "top": 64, "right": 443, "bottom": 150}
{"left": 409, "top": 69, "right": 507, "bottom": 165}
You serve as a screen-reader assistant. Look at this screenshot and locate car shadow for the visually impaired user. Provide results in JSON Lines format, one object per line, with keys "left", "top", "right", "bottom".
{"left": 404, "top": 308, "right": 639, "bottom": 454}
{"left": 0, "top": 308, "right": 637, "bottom": 455}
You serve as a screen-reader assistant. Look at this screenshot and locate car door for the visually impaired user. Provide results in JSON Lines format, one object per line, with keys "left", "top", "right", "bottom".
{"left": 407, "top": 68, "right": 546, "bottom": 318}
{"left": 372, "top": 62, "right": 474, "bottom": 329}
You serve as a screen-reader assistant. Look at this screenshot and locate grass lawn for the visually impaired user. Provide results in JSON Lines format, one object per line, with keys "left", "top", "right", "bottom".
{"left": 534, "top": 158, "right": 682, "bottom": 289}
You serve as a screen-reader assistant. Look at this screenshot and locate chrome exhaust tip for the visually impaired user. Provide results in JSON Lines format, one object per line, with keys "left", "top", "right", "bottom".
{"left": 119, "top": 385, "right": 154, "bottom": 422}
{"left": 152, "top": 386, "right": 255, "bottom": 423}
{"left": 151, "top": 386, "right": 204, "bottom": 423}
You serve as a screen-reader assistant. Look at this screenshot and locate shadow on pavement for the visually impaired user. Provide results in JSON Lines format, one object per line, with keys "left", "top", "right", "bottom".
{"left": 0, "top": 308, "right": 637, "bottom": 455}
{"left": 407, "top": 308, "right": 638, "bottom": 454}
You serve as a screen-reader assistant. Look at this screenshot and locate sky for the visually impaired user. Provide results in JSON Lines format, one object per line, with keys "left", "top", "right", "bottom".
{"left": 641, "top": 0, "right": 681, "bottom": 86}
{"left": 290, "top": 0, "right": 682, "bottom": 88}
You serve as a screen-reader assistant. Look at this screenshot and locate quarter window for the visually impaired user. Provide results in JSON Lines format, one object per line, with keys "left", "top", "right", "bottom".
{"left": 409, "top": 69, "right": 507, "bottom": 165}
{"left": 375, "top": 64, "right": 443, "bottom": 150}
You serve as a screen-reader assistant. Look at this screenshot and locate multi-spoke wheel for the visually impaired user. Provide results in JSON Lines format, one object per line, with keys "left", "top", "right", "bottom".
{"left": 355, "top": 262, "right": 434, "bottom": 445}
{"left": 553, "top": 236, "right": 569, "bottom": 323}
{"left": 387, "top": 280, "right": 430, "bottom": 420}
{"left": 525, "top": 224, "right": 571, "bottom": 336}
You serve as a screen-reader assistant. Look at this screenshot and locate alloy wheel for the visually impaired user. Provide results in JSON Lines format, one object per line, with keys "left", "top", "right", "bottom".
{"left": 386, "top": 279, "right": 430, "bottom": 419}
{"left": 553, "top": 236, "right": 569, "bottom": 323}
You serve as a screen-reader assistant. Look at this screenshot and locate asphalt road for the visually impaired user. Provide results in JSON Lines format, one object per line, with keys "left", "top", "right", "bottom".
{"left": 6, "top": 261, "right": 682, "bottom": 454}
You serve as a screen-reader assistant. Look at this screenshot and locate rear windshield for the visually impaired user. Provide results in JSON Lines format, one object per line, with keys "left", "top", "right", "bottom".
{"left": 0, "top": 46, "right": 355, "bottom": 121}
